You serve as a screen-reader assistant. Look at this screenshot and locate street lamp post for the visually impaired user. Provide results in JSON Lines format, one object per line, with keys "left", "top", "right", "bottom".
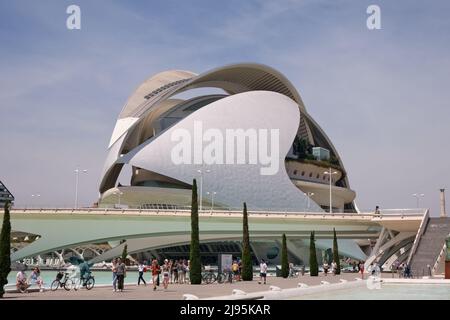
{"left": 412, "top": 193, "right": 424, "bottom": 208}
{"left": 31, "top": 194, "right": 41, "bottom": 209}
{"left": 304, "top": 192, "right": 314, "bottom": 210}
{"left": 207, "top": 191, "right": 217, "bottom": 212}
{"left": 74, "top": 168, "right": 88, "bottom": 209}
{"left": 114, "top": 191, "right": 124, "bottom": 208}
{"left": 197, "top": 168, "right": 210, "bottom": 211}
{"left": 324, "top": 167, "right": 338, "bottom": 213}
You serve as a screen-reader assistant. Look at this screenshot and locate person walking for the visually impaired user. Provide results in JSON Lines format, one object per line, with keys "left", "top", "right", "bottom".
{"left": 178, "top": 259, "right": 185, "bottom": 284}
{"left": 404, "top": 264, "right": 412, "bottom": 278}
{"left": 323, "top": 262, "right": 329, "bottom": 276}
{"left": 150, "top": 259, "right": 160, "bottom": 291}
{"left": 111, "top": 258, "right": 118, "bottom": 292}
{"left": 232, "top": 260, "right": 239, "bottom": 281}
{"left": 116, "top": 258, "right": 126, "bottom": 292}
{"left": 374, "top": 206, "right": 380, "bottom": 215}
{"left": 237, "top": 259, "right": 242, "bottom": 281}
{"left": 331, "top": 261, "right": 337, "bottom": 276}
{"left": 359, "top": 261, "right": 365, "bottom": 279}
{"left": 137, "top": 261, "right": 147, "bottom": 286}
{"left": 172, "top": 260, "right": 179, "bottom": 284}
{"left": 258, "top": 259, "right": 268, "bottom": 284}
{"left": 186, "top": 259, "right": 191, "bottom": 284}
{"left": 288, "top": 262, "right": 295, "bottom": 277}
{"left": 162, "top": 259, "right": 170, "bottom": 290}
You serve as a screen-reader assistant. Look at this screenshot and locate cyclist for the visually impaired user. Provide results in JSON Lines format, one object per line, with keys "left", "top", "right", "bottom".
{"left": 79, "top": 259, "right": 91, "bottom": 286}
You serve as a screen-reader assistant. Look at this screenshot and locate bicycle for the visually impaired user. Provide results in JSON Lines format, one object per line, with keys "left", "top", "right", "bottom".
{"left": 202, "top": 270, "right": 217, "bottom": 284}
{"left": 73, "top": 272, "right": 95, "bottom": 290}
{"left": 83, "top": 272, "right": 95, "bottom": 290}
{"left": 202, "top": 270, "right": 229, "bottom": 284}
{"left": 216, "top": 272, "right": 228, "bottom": 284}
{"left": 50, "top": 271, "right": 73, "bottom": 291}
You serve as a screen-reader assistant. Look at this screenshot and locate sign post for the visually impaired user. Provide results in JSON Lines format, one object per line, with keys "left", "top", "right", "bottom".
{"left": 219, "top": 254, "right": 233, "bottom": 273}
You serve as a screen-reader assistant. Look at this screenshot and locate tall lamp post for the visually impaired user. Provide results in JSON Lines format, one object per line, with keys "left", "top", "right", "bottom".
{"left": 31, "top": 194, "right": 41, "bottom": 209}
{"left": 304, "top": 192, "right": 314, "bottom": 211}
{"left": 74, "top": 168, "right": 88, "bottom": 209}
{"left": 114, "top": 191, "right": 124, "bottom": 208}
{"left": 324, "top": 168, "right": 338, "bottom": 213}
{"left": 412, "top": 193, "right": 424, "bottom": 208}
{"left": 206, "top": 191, "right": 217, "bottom": 212}
{"left": 197, "top": 168, "right": 210, "bottom": 211}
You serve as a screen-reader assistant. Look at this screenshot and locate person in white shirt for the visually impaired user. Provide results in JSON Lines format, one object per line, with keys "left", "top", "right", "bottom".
{"left": 331, "top": 261, "right": 337, "bottom": 275}
{"left": 258, "top": 259, "right": 268, "bottom": 284}
{"left": 137, "top": 261, "right": 147, "bottom": 286}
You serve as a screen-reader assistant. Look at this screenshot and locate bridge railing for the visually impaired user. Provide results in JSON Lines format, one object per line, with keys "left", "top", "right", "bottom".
{"left": 8, "top": 207, "right": 427, "bottom": 219}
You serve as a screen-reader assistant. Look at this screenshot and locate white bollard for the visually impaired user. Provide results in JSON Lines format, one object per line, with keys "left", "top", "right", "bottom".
{"left": 232, "top": 289, "right": 247, "bottom": 295}
{"left": 269, "top": 286, "right": 282, "bottom": 291}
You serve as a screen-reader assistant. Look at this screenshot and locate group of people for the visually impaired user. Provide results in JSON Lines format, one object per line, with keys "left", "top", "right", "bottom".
{"left": 322, "top": 260, "right": 339, "bottom": 276}
{"left": 392, "top": 261, "right": 412, "bottom": 278}
{"left": 15, "top": 267, "right": 44, "bottom": 293}
{"left": 111, "top": 258, "right": 190, "bottom": 292}
{"left": 111, "top": 258, "right": 127, "bottom": 292}
{"left": 348, "top": 260, "right": 367, "bottom": 278}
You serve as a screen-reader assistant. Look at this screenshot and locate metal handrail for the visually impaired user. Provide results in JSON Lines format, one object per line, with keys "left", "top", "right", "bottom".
{"left": 406, "top": 209, "right": 430, "bottom": 265}
{"left": 432, "top": 234, "right": 449, "bottom": 275}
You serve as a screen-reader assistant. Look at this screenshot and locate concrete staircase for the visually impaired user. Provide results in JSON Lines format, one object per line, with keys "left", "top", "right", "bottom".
{"left": 410, "top": 217, "right": 450, "bottom": 277}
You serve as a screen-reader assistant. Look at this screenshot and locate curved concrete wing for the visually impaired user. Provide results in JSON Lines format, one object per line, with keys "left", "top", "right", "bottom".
{"left": 109, "top": 70, "right": 197, "bottom": 148}
{"left": 121, "top": 91, "right": 322, "bottom": 212}
{"left": 176, "top": 63, "right": 306, "bottom": 110}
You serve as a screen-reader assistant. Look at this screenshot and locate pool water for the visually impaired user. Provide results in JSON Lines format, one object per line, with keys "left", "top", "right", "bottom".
{"left": 291, "top": 283, "right": 450, "bottom": 300}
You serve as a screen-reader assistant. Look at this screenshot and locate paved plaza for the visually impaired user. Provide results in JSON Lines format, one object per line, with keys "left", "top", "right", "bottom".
{"left": 4, "top": 272, "right": 373, "bottom": 300}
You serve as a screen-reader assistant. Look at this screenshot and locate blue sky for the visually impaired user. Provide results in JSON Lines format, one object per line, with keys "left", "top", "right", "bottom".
{"left": 1, "top": 0, "right": 449, "bottom": 215}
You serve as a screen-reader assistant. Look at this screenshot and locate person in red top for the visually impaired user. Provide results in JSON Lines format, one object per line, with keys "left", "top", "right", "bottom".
{"left": 150, "top": 259, "right": 160, "bottom": 291}
{"left": 359, "top": 261, "right": 365, "bottom": 279}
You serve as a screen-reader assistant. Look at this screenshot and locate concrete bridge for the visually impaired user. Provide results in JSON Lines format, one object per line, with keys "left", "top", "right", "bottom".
{"left": 3, "top": 208, "right": 427, "bottom": 268}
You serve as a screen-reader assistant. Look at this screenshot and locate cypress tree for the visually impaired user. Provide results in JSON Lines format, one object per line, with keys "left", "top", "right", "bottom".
{"left": 333, "top": 228, "right": 341, "bottom": 275}
{"left": 241, "top": 202, "right": 253, "bottom": 281}
{"left": 189, "top": 179, "right": 202, "bottom": 284}
{"left": 0, "top": 201, "right": 12, "bottom": 298}
{"left": 309, "top": 231, "right": 318, "bottom": 276}
{"left": 281, "top": 233, "right": 289, "bottom": 278}
{"left": 121, "top": 243, "right": 128, "bottom": 262}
